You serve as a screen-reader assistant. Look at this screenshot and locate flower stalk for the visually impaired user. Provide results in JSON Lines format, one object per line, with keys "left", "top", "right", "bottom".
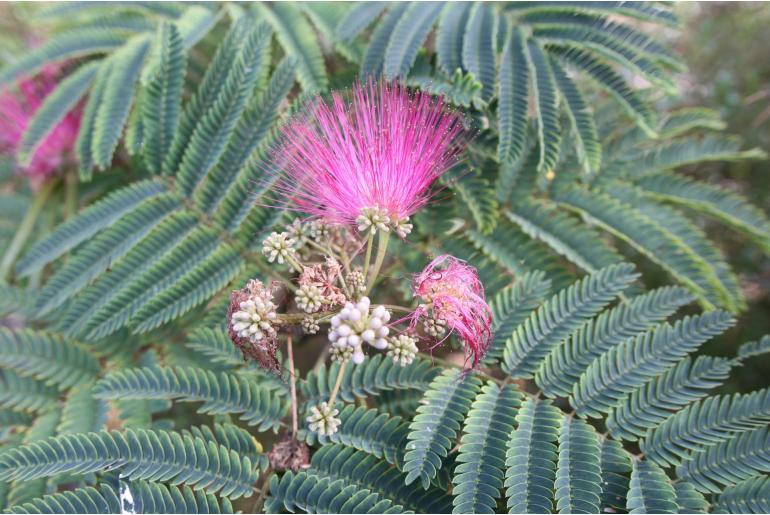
{"left": 328, "top": 361, "right": 347, "bottom": 406}
{"left": 286, "top": 334, "right": 298, "bottom": 437}
{"left": 0, "top": 178, "right": 57, "bottom": 280}
{"left": 366, "top": 230, "right": 390, "bottom": 294}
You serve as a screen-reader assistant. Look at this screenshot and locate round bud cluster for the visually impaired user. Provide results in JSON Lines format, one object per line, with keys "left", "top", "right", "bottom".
{"left": 306, "top": 402, "right": 341, "bottom": 437}
{"left": 387, "top": 334, "right": 419, "bottom": 366}
{"left": 328, "top": 296, "right": 391, "bottom": 365}
{"left": 262, "top": 232, "right": 297, "bottom": 264}
{"left": 393, "top": 217, "right": 413, "bottom": 239}
{"left": 309, "top": 221, "right": 331, "bottom": 242}
{"left": 286, "top": 219, "right": 312, "bottom": 248}
{"left": 296, "top": 284, "right": 323, "bottom": 313}
{"left": 424, "top": 316, "right": 448, "bottom": 339}
{"left": 231, "top": 297, "right": 278, "bottom": 344}
{"left": 356, "top": 206, "right": 391, "bottom": 234}
{"left": 356, "top": 206, "right": 412, "bottom": 238}
{"left": 330, "top": 344, "right": 353, "bottom": 363}
{"left": 345, "top": 268, "right": 366, "bottom": 297}
{"left": 301, "top": 316, "right": 320, "bottom": 335}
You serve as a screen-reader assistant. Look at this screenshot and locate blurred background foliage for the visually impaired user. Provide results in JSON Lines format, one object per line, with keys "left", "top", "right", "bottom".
{"left": 670, "top": 2, "right": 770, "bottom": 390}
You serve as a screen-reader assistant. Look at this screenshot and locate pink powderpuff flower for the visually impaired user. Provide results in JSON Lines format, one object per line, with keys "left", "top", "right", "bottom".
{"left": 411, "top": 255, "right": 493, "bottom": 369}
{"left": 0, "top": 64, "right": 81, "bottom": 185}
{"left": 270, "top": 80, "right": 468, "bottom": 231}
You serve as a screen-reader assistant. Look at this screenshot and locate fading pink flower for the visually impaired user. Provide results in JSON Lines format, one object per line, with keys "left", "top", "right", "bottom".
{"left": 299, "top": 258, "right": 346, "bottom": 307}
{"left": 0, "top": 64, "right": 81, "bottom": 183}
{"left": 411, "top": 255, "right": 492, "bottom": 368}
{"left": 271, "top": 80, "right": 467, "bottom": 231}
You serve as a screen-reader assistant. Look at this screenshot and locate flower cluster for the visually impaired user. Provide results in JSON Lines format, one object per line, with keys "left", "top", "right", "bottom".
{"left": 345, "top": 268, "right": 366, "bottom": 298}
{"left": 0, "top": 64, "right": 81, "bottom": 184}
{"left": 299, "top": 259, "right": 347, "bottom": 307}
{"left": 227, "top": 279, "right": 281, "bottom": 371}
{"left": 262, "top": 232, "right": 297, "bottom": 265}
{"left": 296, "top": 284, "right": 323, "bottom": 313}
{"left": 387, "top": 334, "right": 419, "bottom": 366}
{"left": 411, "top": 255, "right": 493, "bottom": 368}
{"left": 225, "top": 80, "right": 494, "bottom": 439}
{"left": 329, "top": 297, "right": 392, "bottom": 365}
{"left": 306, "top": 402, "right": 341, "bottom": 437}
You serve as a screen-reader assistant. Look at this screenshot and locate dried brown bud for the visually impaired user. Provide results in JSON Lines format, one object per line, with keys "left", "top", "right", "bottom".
{"left": 268, "top": 436, "right": 310, "bottom": 472}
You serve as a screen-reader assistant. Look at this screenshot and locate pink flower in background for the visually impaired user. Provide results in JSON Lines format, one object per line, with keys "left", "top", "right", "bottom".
{"left": 411, "top": 254, "right": 493, "bottom": 369}
{"left": 0, "top": 65, "right": 81, "bottom": 183}
{"left": 271, "top": 80, "right": 467, "bottom": 229}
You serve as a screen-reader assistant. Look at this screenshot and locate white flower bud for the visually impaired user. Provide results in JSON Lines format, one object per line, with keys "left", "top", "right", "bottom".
{"left": 387, "top": 334, "right": 419, "bottom": 366}
{"left": 325, "top": 296, "right": 392, "bottom": 365}
{"left": 301, "top": 316, "right": 320, "bottom": 335}
{"left": 296, "top": 284, "right": 324, "bottom": 313}
{"left": 306, "top": 402, "right": 341, "bottom": 436}
{"left": 230, "top": 289, "right": 278, "bottom": 344}
{"left": 262, "top": 232, "right": 298, "bottom": 264}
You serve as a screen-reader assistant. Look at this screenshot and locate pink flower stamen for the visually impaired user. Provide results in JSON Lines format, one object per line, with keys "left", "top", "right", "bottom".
{"left": 411, "top": 255, "right": 493, "bottom": 369}
{"left": 269, "top": 80, "right": 468, "bottom": 229}
{"left": 0, "top": 64, "right": 81, "bottom": 184}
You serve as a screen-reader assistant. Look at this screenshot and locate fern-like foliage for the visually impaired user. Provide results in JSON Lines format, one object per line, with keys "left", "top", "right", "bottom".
{"left": 12, "top": 19, "right": 297, "bottom": 343}
{"left": 299, "top": 405, "right": 410, "bottom": 469}
{"left": 0, "top": 371, "right": 59, "bottom": 413}
{"left": 0, "top": 429, "right": 257, "bottom": 499}
{"left": 6, "top": 481, "right": 234, "bottom": 514}
{"left": 300, "top": 355, "right": 440, "bottom": 407}
{"left": 677, "top": 427, "right": 770, "bottom": 494}
{"left": 94, "top": 366, "right": 288, "bottom": 431}
{"left": 337, "top": 271, "right": 767, "bottom": 513}
{"left": 502, "top": 262, "right": 639, "bottom": 378}
{"left": 0, "top": 329, "right": 99, "bottom": 389}
{"left": 302, "top": 444, "right": 452, "bottom": 514}
{"left": 0, "top": 271, "right": 768, "bottom": 512}
{"left": 599, "top": 439, "right": 633, "bottom": 512}
{"left": 555, "top": 417, "right": 603, "bottom": 513}
{"left": 641, "top": 388, "right": 770, "bottom": 467}
{"left": 713, "top": 476, "right": 770, "bottom": 514}
{"left": 403, "top": 369, "right": 481, "bottom": 489}
{"left": 571, "top": 311, "right": 735, "bottom": 418}
{"left": 536, "top": 285, "right": 695, "bottom": 398}
{"left": 627, "top": 459, "right": 678, "bottom": 514}
{"left": 504, "top": 398, "right": 561, "bottom": 513}
{"left": 486, "top": 270, "right": 552, "bottom": 362}
{"left": 452, "top": 383, "right": 522, "bottom": 513}
{"left": 345, "top": 1, "right": 682, "bottom": 173}
{"left": 266, "top": 469, "right": 405, "bottom": 514}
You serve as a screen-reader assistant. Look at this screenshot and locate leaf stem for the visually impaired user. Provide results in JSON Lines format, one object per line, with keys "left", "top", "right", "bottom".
{"left": 0, "top": 178, "right": 57, "bottom": 281}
